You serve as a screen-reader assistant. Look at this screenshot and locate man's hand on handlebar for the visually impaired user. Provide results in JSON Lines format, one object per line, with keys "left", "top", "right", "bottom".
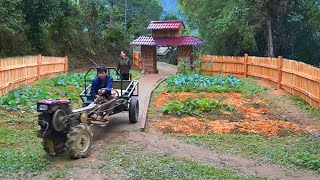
{"left": 98, "top": 89, "right": 105, "bottom": 96}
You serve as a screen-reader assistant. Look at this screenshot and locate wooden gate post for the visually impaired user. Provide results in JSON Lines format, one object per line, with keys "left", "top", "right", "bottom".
{"left": 277, "top": 56, "right": 283, "bottom": 89}
{"left": 64, "top": 56, "right": 68, "bottom": 73}
{"left": 37, "top": 54, "right": 42, "bottom": 80}
{"left": 244, "top": 54, "right": 249, "bottom": 78}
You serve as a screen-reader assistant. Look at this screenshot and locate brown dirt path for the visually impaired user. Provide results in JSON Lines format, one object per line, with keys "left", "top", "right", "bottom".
{"left": 31, "top": 62, "right": 320, "bottom": 180}
{"left": 127, "top": 131, "right": 319, "bottom": 180}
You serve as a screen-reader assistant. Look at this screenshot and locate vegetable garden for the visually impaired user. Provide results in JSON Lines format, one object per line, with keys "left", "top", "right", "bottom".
{"left": 149, "top": 72, "right": 320, "bottom": 172}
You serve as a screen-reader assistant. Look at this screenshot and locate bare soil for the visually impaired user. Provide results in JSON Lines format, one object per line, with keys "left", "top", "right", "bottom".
{"left": 153, "top": 91, "right": 319, "bottom": 137}
{"left": 31, "top": 63, "right": 320, "bottom": 180}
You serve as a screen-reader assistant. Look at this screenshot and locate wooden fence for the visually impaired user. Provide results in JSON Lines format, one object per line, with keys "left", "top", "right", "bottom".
{"left": 133, "top": 51, "right": 142, "bottom": 70}
{"left": 199, "top": 54, "right": 320, "bottom": 109}
{"left": 0, "top": 54, "right": 68, "bottom": 96}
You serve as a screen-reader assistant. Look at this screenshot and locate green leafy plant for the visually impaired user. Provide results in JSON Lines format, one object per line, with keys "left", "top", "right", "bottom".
{"left": 0, "top": 73, "right": 86, "bottom": 111}
{"left": 165, "top": 73, "right": 267, "bottom": 97}
{"left": 192, "top": 59, "right": 202, "bottom": 74}
{"left": 166, "top": 73, "right": 241, "bottom": 93}
{"left": 162, "top": 97, "right": 234, "bottom": 116}
{"left": 177, "top": 58, "right": 191, "bottom": 73}
{"left": 177, "top": 58, "right": 202, "bottom": 74}
{"left": 236, "top": 77, "right": 268, "bottom": 97}
{"left": 292, "top": 152, "right": 320, "bottom": 171}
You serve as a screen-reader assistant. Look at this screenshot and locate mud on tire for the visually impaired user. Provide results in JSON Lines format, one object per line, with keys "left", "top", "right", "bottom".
{"left": 65, "top": 123, "right": 93, "bottom": 159}
{"left": 42, "top": 136, "right": 66, "bottom": 155}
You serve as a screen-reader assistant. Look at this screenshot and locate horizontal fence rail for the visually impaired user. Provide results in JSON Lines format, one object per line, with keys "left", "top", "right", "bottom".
{"left": 199, "top": 54, "right": 320, "bottom": 109}
{"left": 0, "top": 54, "right": 68, "bottom": 96}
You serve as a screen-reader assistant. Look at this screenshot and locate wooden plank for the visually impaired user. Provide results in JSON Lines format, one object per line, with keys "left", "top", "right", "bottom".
{"left": 40, "top": 62, "right": 65, "bottom": 65}
{"left": 282, "top": 68, "right": 320, "bottom": 83}
{"left": 281, "top": 82, "right": 320, "bottom": 103}
{"left": 244, "top": 54, "right": 248, "bottom": 78}
{"left": 64, "top": 56, "right": 68, "bottom": 73}
{"left": 41, "top": 70, "right": 64, "bottom": 76}
{"left": 0, "top": 75, "right": 38, "bottom": 90}
{"left": 37, "top": 54, "right": 41, "bottom": 80}
{"left": 0, "top": 64, "right": 38, "bottom": 71}
{"left": 277, "top": 56, "right": 283, "bottom": 89}
{"left": 247, "top": 72, "right": 278, "bottom": 83}
{"left": 202, "top": 70, "right": 244, "bottom": 75}
{"left": 247, "top": 62, "right": 278, "bottom": 70}
{"left": 202, "top": 60, "right": 245, "bottom": 64}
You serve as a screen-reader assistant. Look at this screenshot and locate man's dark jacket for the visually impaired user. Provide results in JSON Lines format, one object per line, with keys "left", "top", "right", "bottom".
{"left": 90, "top": 76, "right": 113, "bottom": 97}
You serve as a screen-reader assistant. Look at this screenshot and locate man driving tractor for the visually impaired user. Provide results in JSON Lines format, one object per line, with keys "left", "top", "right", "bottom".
{"left": 90, "top": 66, "right": 116, "bottom": 123}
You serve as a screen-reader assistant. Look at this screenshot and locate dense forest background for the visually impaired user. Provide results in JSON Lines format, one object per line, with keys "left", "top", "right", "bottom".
{"left": 178, "top": 0, "right": 320, "bottom": 66}
{"left": 0, "top": 0, "right": 319, "bottom": 68}
{"left": 0, "top": 0, "right": 163, "bottom": 68}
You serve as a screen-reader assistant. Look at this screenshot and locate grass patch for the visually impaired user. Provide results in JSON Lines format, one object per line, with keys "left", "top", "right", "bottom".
{"left": 48, "top": 170, "right": 73, "bottom": 180}
{"left": 0, "top": 127, "right": 50, "bottom": 179}
{"left": 99, "top": 141, "right": 266, "bottom": 179}
{"left": 290, "top": 96, "right": 320, "bottom": 118}
{"left": 236, "top": 77, "right": 268, "bottom": 97}
{"left": 0, "top": 73, "right": 88, "bottom": 178}
{"left": 181, "top": 134, "right": 320, "bottom": 172}
{"left": 131, "top": 69, "right": 142, "bottom": 79}
{"left": 153, "top": 81, "right": 167, "bottom": 94}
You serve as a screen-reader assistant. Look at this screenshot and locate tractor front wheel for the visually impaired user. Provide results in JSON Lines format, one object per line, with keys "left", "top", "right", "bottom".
{"left": 65, "top": 123, "right": 93, "bottom": 159}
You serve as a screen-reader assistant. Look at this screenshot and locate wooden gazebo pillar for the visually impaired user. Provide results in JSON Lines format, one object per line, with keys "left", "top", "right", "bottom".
{"left": 141, "top": 45, "right": 158, "bottom": 73}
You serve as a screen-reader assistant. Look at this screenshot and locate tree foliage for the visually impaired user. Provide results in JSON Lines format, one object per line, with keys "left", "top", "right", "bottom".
{"left": 0, "top": 0, "right": 163, "bottom": 69}
{"left": 178, "top": 0, "right": 320, "bottom": 66}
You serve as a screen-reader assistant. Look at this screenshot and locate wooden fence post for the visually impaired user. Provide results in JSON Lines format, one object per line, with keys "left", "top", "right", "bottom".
{"left": 64, "top": 56, "right": 68, "bottom": 73}
{"left": 37, "top": 54, "right": 42, "bottom": 80}
{"left": 277, "top": 56, "right": 283, "bottom": 89}
{"left": 244, "top": 54, "right": 249, "bottom": 78}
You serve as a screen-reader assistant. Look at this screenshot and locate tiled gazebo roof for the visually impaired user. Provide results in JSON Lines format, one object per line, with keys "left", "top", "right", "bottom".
{"left": 147, "top": 20, "right": 185, "bottom": 30}
{"left": 130, "top": 36, "right": 204, "bottom": 46}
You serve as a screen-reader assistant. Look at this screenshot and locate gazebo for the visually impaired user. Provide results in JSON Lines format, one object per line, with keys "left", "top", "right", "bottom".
{"left": 130, "top": 20, "right": 204, "bottom": 73}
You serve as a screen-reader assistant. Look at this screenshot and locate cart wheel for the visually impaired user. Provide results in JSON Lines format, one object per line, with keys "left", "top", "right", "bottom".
{"left": 129, "top": 97, "right": 139, "bottom": 123}
{"left": 65, "top": 123, "right": 93, "bottom": 159}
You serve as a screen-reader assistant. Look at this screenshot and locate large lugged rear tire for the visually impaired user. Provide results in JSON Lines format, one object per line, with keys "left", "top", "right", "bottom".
{"left": 129, "top": 96, "right": 139, "bottom": 123}
{"left": 42, "top": 135, "right": 66, "bottom": 155}
{"left": 65, "top": 123, "right": 93, "bottom": 159}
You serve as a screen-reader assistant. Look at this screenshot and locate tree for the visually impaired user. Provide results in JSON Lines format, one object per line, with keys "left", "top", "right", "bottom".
{"left": 0, "top": 0, "right": 163, "bottom": 68}
{"left": 178, "top": 0, "right": 320, "bottom": 66}
{"left": 162, "top": 13, "right": 179, "bottom": 20}
{"left": 0, "top": 0, "right": 32, "bottom": 56}
{"left": 179, "top": 0, "right": 257, "bottom": 55}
